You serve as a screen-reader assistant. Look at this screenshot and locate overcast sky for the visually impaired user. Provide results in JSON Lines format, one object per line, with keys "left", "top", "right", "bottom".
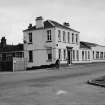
{"left": 0, "top": 0, "right": 105, "bottom": 45}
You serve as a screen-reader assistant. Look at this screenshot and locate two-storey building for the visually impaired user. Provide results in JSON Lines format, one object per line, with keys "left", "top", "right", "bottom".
{"left": 23, "top": 16, "right": 105, "bottom": 69}
{"left": 23, "top": 16, "right": 80, "bottom": 68}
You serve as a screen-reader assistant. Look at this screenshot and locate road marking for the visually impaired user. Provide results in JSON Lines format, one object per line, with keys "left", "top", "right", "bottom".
{"left": 56, "top": 90, "right": 68, "bottom": 95}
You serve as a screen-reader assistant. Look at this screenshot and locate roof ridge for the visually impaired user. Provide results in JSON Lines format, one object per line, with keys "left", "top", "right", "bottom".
{"left": 47, "top": 20, "right": 55, "bottom": 27}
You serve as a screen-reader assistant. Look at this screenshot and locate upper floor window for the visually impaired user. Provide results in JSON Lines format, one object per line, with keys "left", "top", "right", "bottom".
{"left": 63, "top": 31, "right": 66, "bottom": 42}
{"left": 76, "top": 34, "right": 78, "bottom": 44}
{"left": 68, "top": 32, "right": 70, "bottom": 43}
{"left": 47, "top": 30, "right": 51, "bottom": 41}
{"left": 29, "top": 32, "right": 32, "bottom": 43}
{"left": 58, "top": 30, "right": 61, "bottom": 42}
{"left": 72, "top": 33, "right": 74, "bottom": 43}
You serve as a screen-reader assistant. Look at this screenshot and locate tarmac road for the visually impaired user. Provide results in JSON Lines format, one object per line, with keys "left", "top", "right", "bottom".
{"left": 0, "top": 63, "right": 105, "bottom": 105}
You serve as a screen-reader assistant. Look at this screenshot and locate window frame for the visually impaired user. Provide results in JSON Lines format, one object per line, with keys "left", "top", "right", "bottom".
{"left": 58, "top": 30, "right": 61, "bottom": 42}
{"left": 29, "top": 50, "right": 33, "bottom": 62}
{"left": 63, "top": 31, "right": 66, "bottom": 42}
{"left": 47, "top": 30, "right": 52, "bottom": 42}
{"left": 29, "top": 32, "right": 32, "bottom": 44}
{"left": 47, "top": 48, "right": 52, "bottom": 61}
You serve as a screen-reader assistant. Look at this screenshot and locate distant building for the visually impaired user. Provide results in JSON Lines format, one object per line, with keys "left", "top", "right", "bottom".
{"left": 23, "top": 16, "right": 105, "bottom": 69}
{"left": 0, "top": 37, "right": 26, "bottom": 71}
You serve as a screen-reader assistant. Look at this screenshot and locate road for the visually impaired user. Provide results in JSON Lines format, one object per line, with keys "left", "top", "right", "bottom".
{"left": 0, "top": 63, "right": 105, "bottom": 105}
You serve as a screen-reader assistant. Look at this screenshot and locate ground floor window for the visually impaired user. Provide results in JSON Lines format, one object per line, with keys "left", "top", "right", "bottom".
{"left": 93, "top": 51, "right": 94, "bottom": 59}
{"left": 29, "top": 50, "right": 33, "bottom": 62}
{"left": 58, "top": 49, "right": 61, "bottom": 60}
{"left": 47, "top": 48, "right": 52, "bottom": 61}
{"left": 63, "top": 49, "right": 66, "bottom": 60}
{"left": 72, "top": 50, "right": 75, "bottom": 61}
{"left": 96, "top": 51, "right": 99, "bottom": 59}
{"left": 100, "top": 52, "right": 103, "bottom": 59}
{"left": 76, "top": 50, "right": 79, "bottom": 61}
{"left": 85, "top": 51, "right": 87, "bottom": 60}
{"left": 88, "top": 51, "right": 90, "bottom": 60}
{"left": 82, "top": 51, "right": 84, "bottom": 61}
{"left": 104, "top": 52, "right": 105, "bottom": 59}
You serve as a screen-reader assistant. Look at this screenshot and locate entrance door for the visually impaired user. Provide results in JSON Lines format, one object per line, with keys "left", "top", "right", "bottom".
{"left": 68, "top": 50, "right": 70, "bottom": 64}
{"left": 67, "top": 47, "right": 72, "bottom": 64}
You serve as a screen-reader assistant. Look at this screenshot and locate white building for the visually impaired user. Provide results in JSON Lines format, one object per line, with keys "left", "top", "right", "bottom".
{"left": 23, "top": 16, "right": 105, "bottom": 69}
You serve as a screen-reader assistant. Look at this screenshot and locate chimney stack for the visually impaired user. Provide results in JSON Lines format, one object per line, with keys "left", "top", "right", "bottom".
{"left": 63, "top": 22, "right": 70, "bottom": 27}
{"left": 36, "top": 16, "right": 44, "bottom": 29}
{"left": 1, "top": 37, "right": 6, "bottom": 47}
{"left": 28, "top": 23, "right": 32, "bottom": 29}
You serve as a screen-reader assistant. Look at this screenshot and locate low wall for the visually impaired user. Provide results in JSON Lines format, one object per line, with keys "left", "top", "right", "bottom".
{"left": 13, "top": 58, "right": 27, "bottom": 72}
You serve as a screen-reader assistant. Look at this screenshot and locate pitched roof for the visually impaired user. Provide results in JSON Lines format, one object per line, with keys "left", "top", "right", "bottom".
{"left": 80, "top": 42, "right": 91, "bottom": 49}
{"left": 23, "top": 20, "right": 80, "bottom": 33}
{"left": 80, "top": 41, "right": 100, "bottom": 49}
{"left": 0, "top": 43, "right": 23, "bottom": 52}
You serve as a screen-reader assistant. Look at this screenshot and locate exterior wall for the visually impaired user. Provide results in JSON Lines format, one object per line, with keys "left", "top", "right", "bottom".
{"left": 92, "top": 46, "right": 105, "bottom": 62}
{"left": 23, "top": 20, "right": 105, "bottom": 68}
{"left": 54, "top": 27, "right": 80, "bottom": 64}
{"left": 78, "top": 48, "right": 92, "bottom": 63}
{"left": 24, "top": 27, "right": 56, "bottom": 68}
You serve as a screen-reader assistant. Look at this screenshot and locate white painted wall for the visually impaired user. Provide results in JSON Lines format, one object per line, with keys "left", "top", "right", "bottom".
{"left": 92, "top": 45, "right": 105, "bottom": 62}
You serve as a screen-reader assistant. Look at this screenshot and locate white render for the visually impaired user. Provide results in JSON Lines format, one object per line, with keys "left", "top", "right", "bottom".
{"left": 23, "top": 17, "right": 105, "bottom": 68}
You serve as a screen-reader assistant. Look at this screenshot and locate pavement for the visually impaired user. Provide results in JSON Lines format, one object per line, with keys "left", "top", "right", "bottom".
{"left": 0, "top": 63, "right": 105, "bottom": 105}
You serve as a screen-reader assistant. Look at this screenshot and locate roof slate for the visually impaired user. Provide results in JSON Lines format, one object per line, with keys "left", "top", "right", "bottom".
{"left": 0, "top": 44, "right": 23, "bottom": 52}
{"left": 23, "top": 20, "right": 80, "bottom": 33}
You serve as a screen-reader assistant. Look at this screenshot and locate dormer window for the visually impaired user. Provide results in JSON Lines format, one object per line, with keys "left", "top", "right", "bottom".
{"left": 29, "top": 32, "right": 32, "bottom": 43}
{"left": 47, "top": 30, "right": 52, "bottom": 42}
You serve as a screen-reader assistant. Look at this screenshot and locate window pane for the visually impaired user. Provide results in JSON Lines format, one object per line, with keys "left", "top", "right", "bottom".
{"left": 63, "top": 31, "right": 66, "bottom": 42}
{"left": 68, "top": 32, "right": 70, "bottom": 43}
{"left": 29, "top": 33, "right": 32, "bottom": 43}
{"left": 72, "top": 33, "right": 74, "bottom": 43}
{"left": 47, "top": 30, "right": 51, "bottom": 41}
{"left": 29, "top": 51, "right": 33, "bottom": 62}
{"left": 58, "top": 30, "right": 61, "bottom": 41}
{"left": 47, "top": 48, "right": 52, "bottom": 61}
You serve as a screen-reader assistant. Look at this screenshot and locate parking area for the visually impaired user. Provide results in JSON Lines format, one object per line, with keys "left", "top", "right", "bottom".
{"left": 0, "top": 63, "right": 105, "bottom": 105}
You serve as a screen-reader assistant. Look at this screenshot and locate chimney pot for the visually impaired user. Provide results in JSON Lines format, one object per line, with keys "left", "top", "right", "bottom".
{"left": 63, "top": 22, "right": 70, "bottom": 27}
{"left": 28, "top": 24, "right": 32, "bottom": 29}
{"left": 35, "top": 16, "right": 44, "bottom": 29}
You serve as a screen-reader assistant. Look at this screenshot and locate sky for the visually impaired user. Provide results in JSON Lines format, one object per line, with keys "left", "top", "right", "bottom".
{"left": 0, "top": 0, "right": 105, "bottom": 45}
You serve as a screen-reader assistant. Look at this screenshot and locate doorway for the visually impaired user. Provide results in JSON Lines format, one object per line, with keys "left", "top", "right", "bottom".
{"left": 67, "top": 47, "right": 72, "bottom": 65}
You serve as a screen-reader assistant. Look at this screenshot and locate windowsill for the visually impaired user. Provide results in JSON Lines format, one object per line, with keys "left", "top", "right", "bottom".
{"left": 63, "top": 41, "right": 66, "bottom": 43}
{"left": 58, "top": 41, "right": 61, "bottom": 42}
{"left": 46, "top": 59, "right": 52, "bottom": 62}
{"left": 29, "top": 61, "right": 33, "bottom": 63}
{"left": 63, "top": 59, "right": 67, "bottom": 61}
{"left": 28, "top": 42, "right": 32, "bottom": 44}
{"left": 46, "top": 40, "right": 52, "bottom": 43}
